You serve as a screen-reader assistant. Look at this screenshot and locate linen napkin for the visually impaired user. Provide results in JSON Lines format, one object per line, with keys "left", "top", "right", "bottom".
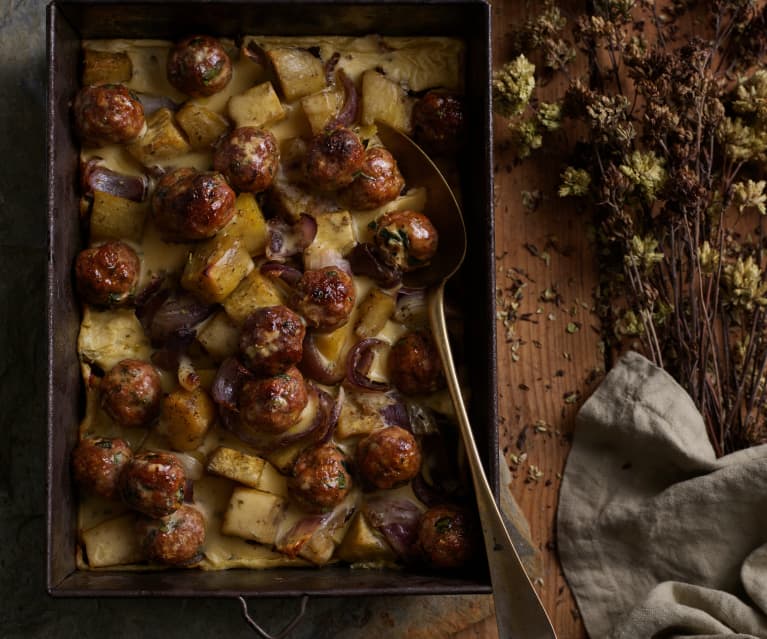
{"left": 558, "top": 351, "right": 767, "bottom": 638}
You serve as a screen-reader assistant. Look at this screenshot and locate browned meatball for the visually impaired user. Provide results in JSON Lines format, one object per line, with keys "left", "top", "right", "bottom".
{"left": 288, "top": 444, "right": 352, "bottom": 513}
{"left": 71, "top": 436, "right": 133, "bottom": 500}
{"left": 100, "top": 359, "right": 163, "bottom": 427}
{"left": 412, "top": 90, "right": 465, "bottom": 154}
{"left": 151, "top": 167, "right": 235, "bottom": 241}
{"left": 374, "top": 210, "right": 438, "bottom": 272}
{"left": 290, "top": 267, "right": 356, "bottom": 332}
{"left": 167, "top": 35, "right": 233, "bottom": 97}
{"left": 304, "top": 126, "right": 365, "bottom": 191}
{"left": 389, "top": 330, "right": 444, "bottom": 395}
{"left": 356, "top": 426, "right": 422, "bottom": 490}
{"left": 239, "top": 366, "right": 309, "bottom": 433}
{"left": 340, "top": 147, "right": 405, "bottom": 210}
{"left": 75, "top": 240, "right": 141, "bottom": 307}
{"left": 136, "top": 504, "right": 206, "bottom": 566}
{"left": 418, "top": 505, "right": 475, "bottom": 569}
{"left": 213, "top": 127, "right": 279, "bottom": 193}
{"left": 73, "top": 84, "right": 145, "bottom": 147}
{"left": 239, "top": 305, "right": 306, "bottom": 375}
{"left": 119, "top": 450, "right": 186, "bottom": 518}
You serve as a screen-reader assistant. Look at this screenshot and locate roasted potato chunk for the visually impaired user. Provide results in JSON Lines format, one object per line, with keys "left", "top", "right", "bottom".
{"left": 222, "top": 268, "right": 285, "bottom": 325}
{"left": 175, "top": 103, "right": 230, "bottom": 149}
{"left": 206, "top": 447, "right": 267, "bottom": 488}
{"left": 227, "top": 82, "right": 285, "bottom": 129}
{"left": 222, "top": 488, "right": 288, "bottom": 546}
{"left": 265, "top": 46, "right": 327, "bottom": 102}
{"left": 127, "top": 107, "right": 191, "bottom": 166}
{"left": 157, "top": 387, "right": 216, "bottom": 451}
{"left": 181, "top": 234, "right": 254, "bottom": 304}
{"left": 355, "top": 288, "right": 396, "bottom": 338}
{"left": 224, "top": 193, "right": 269, "bottom": 256}
{"left": 89, "top": 190, "right": 148, "bottom": 243}
{"left": 82, "top": 49, "right": 133, "bottom": 85}
{"left": 361, "top": 70, "right": 413, "bottom": 133}
{"left": 196, "top": 311, "right": 240, "bottom": 361}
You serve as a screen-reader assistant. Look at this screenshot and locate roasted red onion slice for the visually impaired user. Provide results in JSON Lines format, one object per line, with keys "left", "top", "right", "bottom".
{"left": 363, "top": 497, "right": 422, "bottom": 559}
{"left": 82, "top": 158, "right": 148, "bottom": 202}
{"left": 380, "top": 400, "right": 411, "bottom": 430}
{"left": 211, "top": 356, "right": 251, "bottom": 412}
{"left": 277, "top": 513, "right": 330, "bottom": 558}
{"left": 318, "top": 386, "right": 344, "bottom": 444}
{"left": 324, "top": 51, "right": 340, "bottom": 85}
{"left": 349, "top": 243, "right": 401, "bottom": 289}
{"left": 346, "top": 338, "right": 389, "bottom": 392}
{"left": 242, "top": 40, "right": 269, "bottom": 67}
{"left": 149, "top": 293, "right": 215, "bottom": 345}
{"left": 300, "top": 332, "right": 347, "bottom": 385}
{"left": 266, "top": 214, "right": 317, "bottom": 260}
{"left": 260, "top": 260, "right": 303, "bottom": 288}
{"left": 135, "top": 92, "right": 179, "bottom": 116}
{"left": 329, "top": 69, "right": 358, "bottom": 129}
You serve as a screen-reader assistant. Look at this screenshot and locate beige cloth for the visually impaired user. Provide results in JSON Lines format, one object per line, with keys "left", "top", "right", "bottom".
{"left": 558, "top": 351, "right": 767, "bottom": 638}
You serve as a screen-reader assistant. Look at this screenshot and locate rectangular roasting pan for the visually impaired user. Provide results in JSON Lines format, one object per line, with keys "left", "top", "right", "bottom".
{"left": 46, "top": 0, "right": 496, "bottom": 598}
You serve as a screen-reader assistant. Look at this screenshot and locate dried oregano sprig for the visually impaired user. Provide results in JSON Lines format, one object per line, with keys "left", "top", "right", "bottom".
{"left": 496, "top": 0, "right": 767, "bottom": 454}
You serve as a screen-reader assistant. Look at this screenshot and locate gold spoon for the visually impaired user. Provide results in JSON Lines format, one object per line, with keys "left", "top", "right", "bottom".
{"left": 376, "top": 122, "right": 559, "bottom": 639}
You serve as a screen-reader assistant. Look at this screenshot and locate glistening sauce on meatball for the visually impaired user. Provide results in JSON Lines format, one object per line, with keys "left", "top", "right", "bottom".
{"left": 373, "top": 210, "right": 438, "bottom": 272}
{"left": 75, "top": 240, "right": 141, "bottom": 307}
{"left": 388, "top": 330, "right": 445, "bottom": 395}
{"left": 167, "top": 35, "right": 233, "bottom": 97}
{"left": 340, "top": 146, "right": 404, "bottom": 210}
{"left": 73, "top": 84, "right": 145, "bottom": 147}
{"left": 303, "top": 127, "right": 365, "bottom": 191}
{"left": 290, "top": 267, "right": 356, "bottom": 331}
{"left": 100, "top": 359, "right": 162, "bottom": 427}
{"left": 417, "top": 505, "right": 475, "bottom": 569}
{"left": 239, "top": 366, "right": 309, "bottom": 433}
{"left": 288, "top": 444, "right": 352, "bottom": 513}
{"left": 213, "top": 127, "right": 279, "bottom": 193}
{"left": 71, "top": 436, "right": 133, "bottom": 500}
{"left": 119, "top": 451, "right": 186, "bottom": 518}
{"left": 239, "top": 305, "right": 306, "bottom": 375}
{"left": 356, "top": 426, "right": 422, "bottom": 490}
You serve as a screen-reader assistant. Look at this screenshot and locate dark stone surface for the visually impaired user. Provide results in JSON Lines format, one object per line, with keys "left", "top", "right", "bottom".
{"left": 0, "top": 3, "right": 500, "bottom": 635}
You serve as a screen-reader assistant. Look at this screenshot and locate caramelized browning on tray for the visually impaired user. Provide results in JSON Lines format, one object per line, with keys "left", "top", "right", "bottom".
{"left": 71, "top": 33, "right": 476, "bottom": 572}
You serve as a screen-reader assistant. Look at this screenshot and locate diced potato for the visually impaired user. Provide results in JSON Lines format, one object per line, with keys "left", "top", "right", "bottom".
{"left": 268, "top": 174, "right": 337, "bottom": 223}
{"left": 157, "top": 387, "right": 216, "bottom": 451}
{"left": 337, "top": 511, "right": 395, "bottom": 563}
{"left": 266, "top": 439, "right": 307, "bottom": 474}
{"left": 78, "top": 307, "right": 152, "bottom": 372}
{"left": 196, "top": 311, "right": 240, "bottom": 361}
{"left": 299, "top": 530, "right": 336, "bottom": 565}
{"left": 127, "top": 108, "right": 191, "bottom": 166}
{"left": 303, "top": 211, "right": 356, "bottom": 270}
{"left": 257, "top": 461, "right": 288, "bottom": 497}
{"left": 361, "top": 70, "right": 414, "bottom": 133}
{"left": 175, "top": 103, "right": 230, "bottom": 150}
{"left": 225, "top": 193, "right": 268, "bottom": 256}
{"left": 336, "top": 395, "right": 385, "bottom": 439}
{"left": 227, "top": 81, "right": 285, "bottom": 129}
{"left": 313, "top": 320, "right": 355, "bottom": 364}
{"left": 301, "top": 86, "right": 343, "bottom": 134}
{"left": 80, "top": 513, "right": 144, "bottom": 568}
{"left": 82, "top": 49, "right": 133, "bottom": 85}
{"left": 206, "top": 447, "right": 266, "bottom": 488}
{"left": 222, "top": 488, "right": 288, "bottom": 545}
{"left": 222, "top": 268, "right": 285, "bottom": 325}
{"left": 181, "top": 234, "right": 254, "bottom": 304}
{"left": 266, "top": 46, "right": 327, "bottom": 102}
{"left": 355, "top": 288, "right": 396, "bottom": 338}
{"left": 89, "top": 190, "right": 148, "bottom": 243}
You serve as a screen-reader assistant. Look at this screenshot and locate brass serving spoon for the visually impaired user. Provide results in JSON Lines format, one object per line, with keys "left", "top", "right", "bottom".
{"left": 376, "top": 122, "right": 558, "bottom": 639}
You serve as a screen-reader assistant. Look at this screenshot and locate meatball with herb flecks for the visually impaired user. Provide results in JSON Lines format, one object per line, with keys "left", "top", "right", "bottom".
{"left": 151, "top": 167, "right": 235, "bottom": 241}
{"left": 304, "top": 126, "right": 365, "bottom": 191}
{"left": 119, "top": 450, "right": 186, "bottom": 518}
{"left": 412, "top": 90, "right": 465, "bottom": 154}
{"left": 239, "top": 365, "right": 309, "bottom": 433}
{"left": 288, "top": 444, "right": 352, "bottom": 513}
{"left": 418, "top": 505, "right": 475, "bottom": 569}
{"left": 340, "top": 146, "right": 405, "bottom": 210}
{"left": 389, "top": 330, "right": 444, "bottom": 395}
{"left": 290, "top": 267, "right": 356, "bottom": 332}
{"left": 240, "top": 305, "right": 306, "bottom": 375}
{"left": 374, "top": 210, "right": 438, "bottom": 272}
{"left": 75, "top": 240, "right": 141, "bottom": 307}
{"left": 71, "top": 436, "right": 133, "bottom": 500}
{"left": 73, "top": 84, "right": 145, "bottom": 147}
{"left": 167, "top": 35, "right": 232, "bottom": 97}
{"left": 357, "top": 426, "right": 422, "bottom": 490}
{"left": 100, "top": 359, "right": 162, "bottom": 428}
{"left": 136, "top": 504, "right": 206, "bottom": 566}
{"left": 213, "top": 127, "right": 279, "bottom": 193}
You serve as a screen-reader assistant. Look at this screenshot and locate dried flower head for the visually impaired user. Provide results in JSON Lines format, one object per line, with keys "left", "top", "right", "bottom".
{"left": 624, "top": 234, "right": 664, "bottom": 272}
{"left": 614, "top": 309, "right": 644, "bottom": 336}
{"left": 537, "top": 102, "right": 563, "bottom": 131}
{"left": 558, "top": 167, "right": 591, "bottom": 197}
{"left": 732, "top": 180, "right": 767, "bottom": 215}
{"left": 698, "top": 241, "right": 720, "bottom": 275}
{"left": 619, "top": 150, "right": 667, "bottom": 201}
{"left": 718, "top": 117, "right": 767, "bottom": 162}
{"left": 723, "top": 255, "right": 767, "bottom": 310}
{"left": 732, "top": 70, "right": 767, "bottom": 123}
{"left": 509, "top": 119, "right": 542, "bottom": 159}
{"left": 493, "top": 55, "right": 536, "bottom": 118}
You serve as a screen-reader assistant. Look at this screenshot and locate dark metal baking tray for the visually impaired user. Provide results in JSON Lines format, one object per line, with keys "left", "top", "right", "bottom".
{"left": 47, "top": 0, "right": 496, "bottom": 598}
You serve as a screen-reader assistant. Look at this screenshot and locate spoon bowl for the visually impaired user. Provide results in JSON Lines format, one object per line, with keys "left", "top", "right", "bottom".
{"left": 376, "top": 122, "right": 558, "bottom": 639}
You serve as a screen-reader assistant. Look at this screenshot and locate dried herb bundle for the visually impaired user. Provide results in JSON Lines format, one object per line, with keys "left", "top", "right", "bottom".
{"left": 496, "top": 0, "right": 767, "bottom": 454}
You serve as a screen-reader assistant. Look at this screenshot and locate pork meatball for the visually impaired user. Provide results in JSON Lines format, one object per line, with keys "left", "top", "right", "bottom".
{"left": 288, "top": 444, "right": 352, "bottom": 513}
{"left": 75, "top": 240, "right": 141, "bottom": 307}
{"left": 119, "top": 451, "right": 186, "bottom": 518}
{"left": 389, "top": 330, "right": 444, "bottom": 395}
{"left": 100, "top": 359, "right": 163, "bottom": 427}
{"left": 418, "top": 505, "right": 475, "bottom": 569}
{"left": 151, "top": 167, "right": 235, "bottom": 241}
{"left": 304, "top": 126, "right": 365, "bottom": 191}
{"left": 136, "top": 504, "right": 206, "bottom": 566}
{"left": 239, "top": 366, "right": 309, "bottom": 433}
{"left": 71, "top": 436, "right": 133, "bottom": 500}
{"left": 356, "top": 426, "right": 422, "bottom": 490}
{"left": 73, "top": 84, "right": 145, "bottom": 147}
{"left": 239, "top": 305, "right": 306, "bottom": 375}
{"left": 374, "top": 210, "right": 438, "bottom": 271}
{"left": 167, "top": 35, "right": 233, "bottom": 97}
{"left": 340, "top": 147, "right": 405, "bottom": 210}
{"left": 412, "top": 90, "right": 465, "bottom": 154}
{"left": 213, "top": 127, "right": 279, "bottom": 193}
{"left": 290, "top": 267, "right": 356, "bottom": 332}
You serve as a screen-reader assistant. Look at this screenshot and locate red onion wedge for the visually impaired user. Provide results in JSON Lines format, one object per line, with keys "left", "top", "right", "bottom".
{"left": 149, "top": 292, "right": 215, "bottom": 346}
{"left": 260, "top": 260, "right": 304, "bottom": 289}
{"left": 81, "top": 158, "right": 148, "bottom": 202}
{"left": 324, "top": 51, "right": 340, "bottom": 85}
{"left": 211, "top": 356, "right": 251, "bottom": 412}
{"left": 300, "top": 332, "right": 347, "bottom": 385}
{"left": 349, "top": 243, "right": 401, "bottom": 289}
{"left": 346, "top": 338, "right": 390, "bottom": 392}
{"left": 329, "top": 68, "right": 358, "bottom": 129}
{"left": 266, "top": 214, "right": 317, "bottom": 260}
{"left": 362, "top": 497, "right": 422, "bottom": 559}
{"left": 135, "top": 92, "right": 179, "bottom": 116}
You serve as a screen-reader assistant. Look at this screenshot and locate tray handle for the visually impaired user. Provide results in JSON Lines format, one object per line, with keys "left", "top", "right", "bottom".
{"left": 238, "top": 594, "right": 310, "bottom": 639}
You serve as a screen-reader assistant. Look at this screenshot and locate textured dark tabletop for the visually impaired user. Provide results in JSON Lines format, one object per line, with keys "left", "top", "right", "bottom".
{"left": 0, "top": 2, "right": 499, "bottom": 636}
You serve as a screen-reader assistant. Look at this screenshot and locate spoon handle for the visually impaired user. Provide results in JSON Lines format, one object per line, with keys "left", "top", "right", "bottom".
{"left": 428, "top": 284, "right": 559, "bottom": 639}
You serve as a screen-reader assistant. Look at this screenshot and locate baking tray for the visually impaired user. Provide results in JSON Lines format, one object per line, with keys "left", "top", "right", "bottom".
{"left": 46, "top": 0, "right": 496, "bottom": 598}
